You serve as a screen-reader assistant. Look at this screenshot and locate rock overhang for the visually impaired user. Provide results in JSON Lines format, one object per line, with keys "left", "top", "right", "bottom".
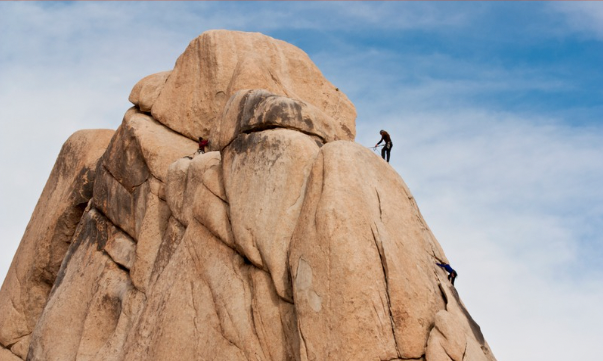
{"left": 214, "top": 89, "right": 353, "bottom": 151}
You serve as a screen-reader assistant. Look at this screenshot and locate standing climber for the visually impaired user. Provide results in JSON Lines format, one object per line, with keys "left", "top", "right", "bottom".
{"left": 375, "top": 130, "right": 393, "bottom": 162}
{"left": 197, "top": 137, "right": 209, "bottom": 154}
{"left": 436, "top": 263, "right": 458, "bottom": 285}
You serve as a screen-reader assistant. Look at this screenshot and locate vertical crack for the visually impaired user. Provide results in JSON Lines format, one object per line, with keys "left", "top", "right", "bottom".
{"left": 461, "top": 340, "right": 468, "bottom": 361}
{"left": 297, "top": 319, "right": 310, "bottom": 361}
{"left": 375, "top": 188, "right": 383, "bottom": 221}
{"left": 371, "top": 225, "right": 401, "bottom": 358}
{"left": 438, "top": 282, "right": 449, "bottom": 309}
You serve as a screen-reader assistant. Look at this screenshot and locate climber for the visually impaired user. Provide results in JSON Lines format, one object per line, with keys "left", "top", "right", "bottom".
{"left": 375, "top": 130, "right": 392, "bottom": 162}
{"left": 197, "top": 137, "right": 209, "bottom": 154}
{"left": 436, "top": 263, "right": 457, "bottom": 285}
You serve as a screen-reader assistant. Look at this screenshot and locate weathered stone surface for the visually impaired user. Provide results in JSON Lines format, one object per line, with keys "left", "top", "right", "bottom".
{"left": 125, "top": 110, "right": 197, "bottom": 183}
{"left": 223, "top": 128, "right": 320, "bottom": 301}
{"left": 1, "top": 30, "right": 496, "bottom": 361}
{"left": 214, "top": 89, "right": 348, "bottom": 151}
{"left": 289, "top": 141, "right": 448, "bottom": 360}
{"left": 165, "top": 157, "right": 191, "bottom": 226}
{"left": 8, "top": 335, "right": 29, "bottom": 360}
{"left": 433, "top": 275, "right": 496, "bottom": 361}
{"left": 151, "top": 30, "right": 356, "bottom": 143}
{"left": 101, "top": 108, "right": 197, "bottom": 192}
{"left": 104, "top": 231, "right": 136, "bottom": 271}
{"left": 129, "top": 192, "right": 171, "bottom": 293}
{"left": 128, "top": 71, "right": 171, "bottom": 113}
{"left": 0, "top": 346, "right": 21, "bottom": 361}
{"left": 94, "top": 109, "right": 196, "bottom": 240}
{"left": 249, "top": 268, "right": 300, "bottom": 361}
{"left": 148, "top": 217, "right": 185, "bottom": 287}
{"left": 147, "top": 176, "right": 165, "bottom": 201}
{"left": 0, "top": 129, "right": 113, "bottom": 354}
{"left": 426, "top": 310, "right": 466, "bottom": 361}
{"left": 186, "top": 152, "right": 235, "bottom": 248}
{"left": 102, "top": 108, "right": 151, "bottom": 191}
{"left": 92, "top": 166, "right": 143, "bottom": 239}
{"left": 122, "top": 221, "right": 250, "bottom": 361}
{"left": 27, "top": 210, "right": 141, "bottom": 361}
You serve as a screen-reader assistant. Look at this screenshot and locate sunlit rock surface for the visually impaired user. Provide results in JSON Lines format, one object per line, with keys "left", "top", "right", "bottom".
{"left": 0, "top": 30, "right": 495, "bottom": 361}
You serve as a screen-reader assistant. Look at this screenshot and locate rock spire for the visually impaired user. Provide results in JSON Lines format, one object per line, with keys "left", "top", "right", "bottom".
{"left": 0, "top": 30, "right": 495, "bottom": 361}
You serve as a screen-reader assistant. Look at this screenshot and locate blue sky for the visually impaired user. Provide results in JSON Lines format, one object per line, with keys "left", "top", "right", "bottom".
{"left": 1, "top": 2, "right": 602, "bottom": 360}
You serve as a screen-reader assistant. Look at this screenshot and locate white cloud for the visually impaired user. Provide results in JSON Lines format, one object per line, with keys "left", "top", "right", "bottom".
{"left": 1, "top": 2, "right": 602, "bottom": 361}
{"left": 549, "top": 2, "right": 603, "bottom": 41}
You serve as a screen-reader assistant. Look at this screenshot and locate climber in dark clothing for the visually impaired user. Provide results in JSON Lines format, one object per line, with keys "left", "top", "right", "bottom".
{"left": 197, "top": 137, "right": 209, "bottom": 154}
{"left": 437, "top": 263, "right": 458, "bottom": 285}
{"left": 375, "top": 130, "right": 393, "bottom": 162}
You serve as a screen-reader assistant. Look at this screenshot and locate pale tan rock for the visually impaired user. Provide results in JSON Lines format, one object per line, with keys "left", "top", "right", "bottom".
{"left": 101, "top": 108, "right": 196, "bottom": 192}
{"left": 104, "top": 228, "right": 136, "bottom": 270}
{"left": 121, "top": 221, "right": 249, "bottom": 361}
{"left": 463, "top": 337, "right": 491, "bottom": 361}
{"left": 289, "top": 141, "right": 448, "bottom": 360}
{"left": 87, "top": 289, "right": 145, "bottom": 361}
{"left": 92, "top": 166, "right": 142, "bottom": 239}
{"left": 28, "top": 210, "right": 140, "bottom": 361}
{"left": 125, "top": 110, "right": 197, "bottom": 182}
{"left": 223, "top": 128, "right": 320, "bottom": 301}
{"left": 249, "top": 268, "right": 300, "bottom": 361}
{"left": 147, "top": 176, "right": 165, "bottom": 200}
{"left": 102, "top": 109, "right": 151, "bottom": 191}
{"left": 185, "top": 220, "right": 267, "bottom": 360}
{"left": 2, "top": 30, "right": 497, "bottom": 361}
{"left": 214, "top": 89, "right": 349, "bottom": 151}
{"left": 186, "top": 152, "right": 235, "bottom": 248}
{"left": 0, "top": 346, "right": 21, "bottom": 361}
{"left": 151, "top": 30, "right": 356, "bottom": 142}
{"left": 425, "top": 310, "right": 467, "bottom": 361}
{"left": 148, "top": 217, "right": 185, "bottom": 287}
{"left": 95, "top": 108, "right": 195, "bottom": 240}
{"left": 0, "top": 129, "right": 113, "bottom": 354}
{"left": 129, "top": 192, "right": 171, "bottom": 292}
{"left": 437, "top": 275, "right": 497, "bottom": 361}
{"left": 128, "top": 71, "right": 171, "bottom": 113}
{"left": 165, "top": 157, "right": 191, "bottom": 226}
{"left": 8, "top": 335, "right": 29, "bottom": 359}
{"left": 289, "top": 150, "right": 397, "bottom": 361}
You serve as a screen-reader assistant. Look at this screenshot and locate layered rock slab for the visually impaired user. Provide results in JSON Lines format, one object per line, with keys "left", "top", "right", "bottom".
{"left": 0, "top": 129, "right": 113, "bottom": 358}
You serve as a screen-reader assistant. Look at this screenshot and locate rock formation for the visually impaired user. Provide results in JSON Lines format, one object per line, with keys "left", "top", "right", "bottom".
{"left": 0, "top": 30, "right": 496, "bottom": 361}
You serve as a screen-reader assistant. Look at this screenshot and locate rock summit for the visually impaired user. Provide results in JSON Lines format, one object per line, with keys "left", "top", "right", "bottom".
{"left": 0, "top": 30, "right": 496, "bottom": 361}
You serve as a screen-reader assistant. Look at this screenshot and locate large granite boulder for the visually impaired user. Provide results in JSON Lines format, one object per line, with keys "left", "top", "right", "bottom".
{"left": 130, "top": 30, "right": 356, "bottom": 146}
{"left": 0, "top": 129, "right": 114, "bottom": 359}
{"left": 0, "top": 30, "right": 495, "bottom": 361}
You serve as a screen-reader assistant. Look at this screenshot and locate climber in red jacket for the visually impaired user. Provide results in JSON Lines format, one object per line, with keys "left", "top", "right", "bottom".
{"left": 197, "top": 137, "right": 209, "bottom": 154}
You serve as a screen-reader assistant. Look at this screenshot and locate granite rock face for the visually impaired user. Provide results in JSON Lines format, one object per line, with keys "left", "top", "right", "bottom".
{"left": 0, "top": 30, "right": 495, "bottom": 361}
{"left": 0, "top": 129, "right": 114, "bottom": 360}
{"left": 143, "top": 30, "right": 356, "bottom": 146}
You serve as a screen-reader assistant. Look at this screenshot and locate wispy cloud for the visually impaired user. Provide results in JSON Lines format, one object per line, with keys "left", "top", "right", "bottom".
{"left": 549, "top": 2, "right": 603, "bottom": 41}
